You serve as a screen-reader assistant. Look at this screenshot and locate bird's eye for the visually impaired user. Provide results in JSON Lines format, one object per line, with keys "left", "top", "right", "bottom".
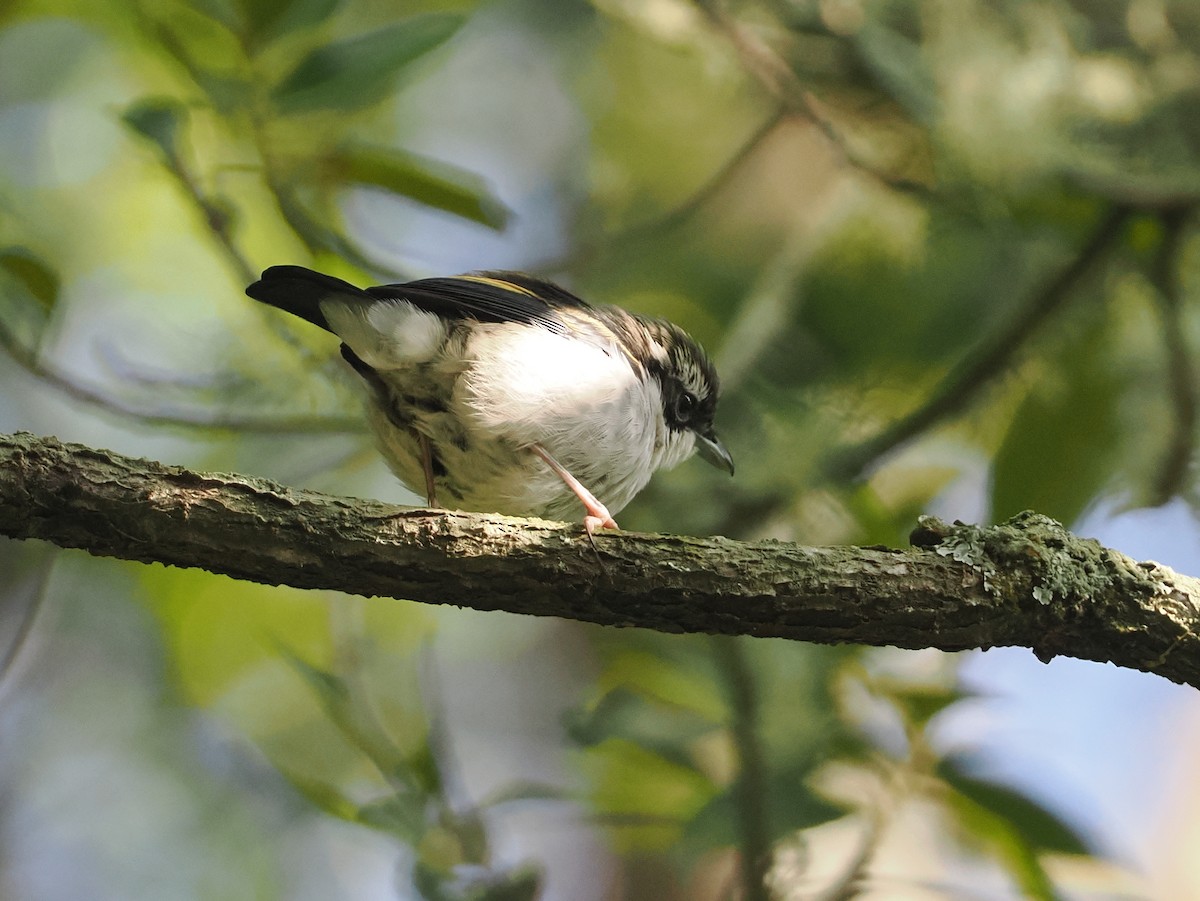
{"left": 673, "top": 391, "right": 696, "bottom": 424}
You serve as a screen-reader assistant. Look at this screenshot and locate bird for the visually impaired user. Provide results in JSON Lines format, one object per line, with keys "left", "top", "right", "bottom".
{"left": 245, "top": 265, "right": 734, "bottom": 535}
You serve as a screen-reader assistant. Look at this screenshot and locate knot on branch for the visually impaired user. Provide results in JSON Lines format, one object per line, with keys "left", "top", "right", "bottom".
{"left": 912, "top": 511, "right": 1111, "bottom": 610}
{"left": 911, "top": 511, "right": 1200, "bottom": 667}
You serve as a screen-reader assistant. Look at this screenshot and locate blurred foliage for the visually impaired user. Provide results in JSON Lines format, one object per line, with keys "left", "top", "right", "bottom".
{"left": 2, "top": 0, "right": 1199, "bottom": 898}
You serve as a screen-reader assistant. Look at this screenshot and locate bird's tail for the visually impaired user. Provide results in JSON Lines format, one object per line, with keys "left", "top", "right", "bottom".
{"left": 245, "top": 265, "right": 369, "bottom": 332}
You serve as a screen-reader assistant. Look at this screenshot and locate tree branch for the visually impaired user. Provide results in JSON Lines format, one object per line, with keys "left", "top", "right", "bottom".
{"left": 3, "top": 431, "right": 1200, "bottom": 689}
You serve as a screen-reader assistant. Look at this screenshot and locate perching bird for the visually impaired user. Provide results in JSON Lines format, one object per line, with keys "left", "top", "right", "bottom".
{"left": 246, "top": 266, "right": 733, "bottom": 534}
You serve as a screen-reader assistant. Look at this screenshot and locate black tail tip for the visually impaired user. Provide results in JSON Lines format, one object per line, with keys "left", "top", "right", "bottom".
{"left": 244, "top": 265, "right": 358, "bottom": 331}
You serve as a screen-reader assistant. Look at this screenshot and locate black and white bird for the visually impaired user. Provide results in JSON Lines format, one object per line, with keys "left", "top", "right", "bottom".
{"left": 246, "top": 266, "right": 733, "bottom": 533}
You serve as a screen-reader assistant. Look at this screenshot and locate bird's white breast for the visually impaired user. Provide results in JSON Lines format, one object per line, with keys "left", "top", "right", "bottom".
{"left": 321, "top": 299, "right": 448, "bottom": 367}
{"left": 455, "top": 324, "right": 695, "bottom": 517}
{"left": 461, "top": 324, "right": 647, "bottom": 443}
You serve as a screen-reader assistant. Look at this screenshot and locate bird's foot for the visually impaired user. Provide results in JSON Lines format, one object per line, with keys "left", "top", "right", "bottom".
{"left": 583, "top": 506, "right": 618, "bottom": 562}
{"left": 418, "top": 432, "right": 439, "bottom": 508}
{"left": 531, "top": 444, "right": 618, "bottom": 568}
{"left": 584, "top": 512, "right": 618, "bottom": 535}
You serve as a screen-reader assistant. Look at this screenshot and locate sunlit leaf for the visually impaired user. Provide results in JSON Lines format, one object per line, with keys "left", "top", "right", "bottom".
{"left": 140, "top": 569, "right": 332, "bottom": 706}
{"left": 580, "top": 738, "right": 716, "bottom": 851}
{"left": 142, "top": 1, "right": 247, "bottom": 77}
{"left": 326, "top": 143, "right": 509, "bottom": 229}
{"left": 271, "top": 14, "right": 463, "bottom": 114}
{"left": 595, "top": 647, "right": 727, "bottom": 722}
{"left": 278, "top": 641, "right": 442, "bottom": 793}
{"left": 186, "top": 0, "right": 240, "bottom": 29}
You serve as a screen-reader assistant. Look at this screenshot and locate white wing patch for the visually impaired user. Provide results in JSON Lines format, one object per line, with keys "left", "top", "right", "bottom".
{"left": 321, "top": 299, "right": 448, "bottom": 368}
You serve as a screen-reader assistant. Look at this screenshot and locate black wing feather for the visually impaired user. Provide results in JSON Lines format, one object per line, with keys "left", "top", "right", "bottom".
{"left": 249, "top": 266, "right": 590, "bottom": 336}
{"left": 366, "top": 272, "right": 592, "bottom": 334}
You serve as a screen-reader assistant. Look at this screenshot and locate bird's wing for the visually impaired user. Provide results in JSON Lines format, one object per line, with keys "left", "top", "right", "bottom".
{"left": 366, "top": 272, "right": 592, "bottom": 335}
{"left": 247, "top": 266, "right": 603, "bottom": 368}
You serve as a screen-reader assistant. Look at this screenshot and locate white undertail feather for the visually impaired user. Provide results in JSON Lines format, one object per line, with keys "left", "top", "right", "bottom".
{"left": 321, "top": 299, "right": 448, "bottom": 367}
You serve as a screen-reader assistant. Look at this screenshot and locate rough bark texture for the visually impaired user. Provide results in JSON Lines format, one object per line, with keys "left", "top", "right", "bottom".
{"left": 3, "top": 431, "right": 1200, "bottom": 688}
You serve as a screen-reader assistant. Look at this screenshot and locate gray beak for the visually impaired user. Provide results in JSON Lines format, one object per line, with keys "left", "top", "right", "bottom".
{"left": 695, "top": 432, "right": 735, "bottom": 476}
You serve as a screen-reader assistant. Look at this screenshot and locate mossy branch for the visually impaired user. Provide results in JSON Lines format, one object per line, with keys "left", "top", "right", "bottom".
{"left": 3, "top": 431, "right": 1200, "bottom": 688}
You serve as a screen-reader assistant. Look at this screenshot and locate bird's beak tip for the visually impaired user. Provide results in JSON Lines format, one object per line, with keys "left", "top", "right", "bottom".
{"left": 696, "top": 433, "right": 735, "bottom": 476}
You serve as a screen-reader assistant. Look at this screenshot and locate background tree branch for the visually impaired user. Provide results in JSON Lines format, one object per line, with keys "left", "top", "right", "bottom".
{"left": 3, "top": 430, "right": 1199, "bottom": 688}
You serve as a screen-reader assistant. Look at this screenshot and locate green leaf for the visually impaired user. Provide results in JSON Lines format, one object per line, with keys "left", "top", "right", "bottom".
{"left": 278, "top": 645, "right": 350, "bottom": 715}
{"left": 853, "top": 21, "right": 937, "bottom": 123}
{"left": 327, "top": 143, "right": 509, "bottom": 229}
{"left": 395, "top": 741, "right": 444, "bottom": 798}
{"left": 682, "top": 771, "right": 847, "bottom": 856}
{"left": 121, "top": 97, "right": 188, "bottom": 162}
{"left": 579, "top": 738, "right": 716, "bottom": 851}
{"left": 479, "top": 781, "right": 571, "bottom": 809}
{"left": 185, "top": 0, "right": 240, "bottom": 29}
{"left": 945, "top": 786, "right": 1060, "bottom": 901}
{"left": 237, "top": 0, "right": 341, "bottom": 49}
{"left": 991, "top": 316, "right": 1120, "bottom": 526}
{"left": 356, "top": 794, "right": 427, "bottom": 843}
{"left": 0, "top": 247, "right": 58, "bottom": 312}
{"left": 596, "top": 645, "right": 727, "bottom": 722}
{"left": 564, "top": 686, "right": 717, "bottom": 770}
{"left": 276, "top": 767, "right": 359, "bottom": 821}
{"left": 193, "top": 70, "right": 252, "bottom": 115}
{"left": 0, "top": 247, "right": 58, "bottom": 351}
{"left": 413, "top": 862, "right": 541, "bottom": 901}
{"left": 271, "top": 14, "right": 464, "bottom": 114}
{"left": 938, "top": 756, "right": 1098, "bottom": 899}
{"left": 477, "top": 868, "right": 540, "bottom": 901}
{"left": 870, "top": 676, "right": 975, "bottom": 732}
{"left": 939, "top": 758, "right": 1095, "bottom": 857}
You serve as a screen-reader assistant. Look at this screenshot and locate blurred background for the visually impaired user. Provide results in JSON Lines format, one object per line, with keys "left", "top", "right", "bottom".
{"left": 1, "top": 0, "right": 1199, "bottom": 898}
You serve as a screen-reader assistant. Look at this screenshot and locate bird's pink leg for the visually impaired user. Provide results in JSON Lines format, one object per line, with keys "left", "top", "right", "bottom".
{"left": 531, "top": 444, "right": 618, "bottom": 535}
{"left": 418, "top": 432, "right": 439, "bottom": 508}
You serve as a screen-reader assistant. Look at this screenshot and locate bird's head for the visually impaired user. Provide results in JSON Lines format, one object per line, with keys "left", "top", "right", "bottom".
{"left": 636, "top": 317, "right": 734, "bottom": 476}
